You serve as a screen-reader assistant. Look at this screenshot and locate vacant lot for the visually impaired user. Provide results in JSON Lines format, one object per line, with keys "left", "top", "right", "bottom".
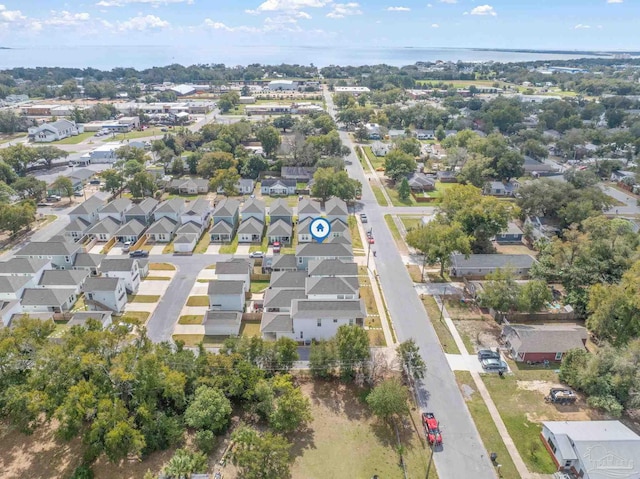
{"left": 421, "top": 296, "right": 460, "bottom": 354}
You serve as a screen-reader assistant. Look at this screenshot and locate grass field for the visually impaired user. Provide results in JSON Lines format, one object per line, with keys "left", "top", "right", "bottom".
{"left": 421, "top": 295, "right": 460, "bottom": 354}
{"left": 348, "top": 216, "right": 364, "bottom": 254}
{"left": 386, "top": 185, "right": 417, "bottom": 206}
{"left": 400, "top": 216, "right": 423, "bottom": 232}
{"left": 149, "top": 263, "right": 176, "bottom": 271}
{"left": 178, "top": 315, "right": 202, "bottom": 325}
{"left": 426, "top": 181, "right": 456, "bottom": 199}
{"left": 52, "top": 131, "right": 96, "bottom": 145}
{"left": 371, "top": 184, "right": 388, "bottom": 206}
{"left": 193, "top": 231, "right": 210, "bottom": 254}
{"left": 384, "top": 214, "right": 403, "bottom": 242}
{"left": 362, "top": 145, "right": 385, "bottom": 171}
{"left": 455, "top": 371, "right": 521, "bottom": 479}
{"left": 218, "top": 235, "right": 239, "bottom": 254}
{"left": 186, "top": 296, "right": 209, "bottom": 307}
{"left": 103, "top": 127, "right": 164, "bottom": 142}
{"left": 239, "top": 320, "right": 261, "bottom": 337}
{"left": 127, "top": 295, "right": 160, "bottom": 303}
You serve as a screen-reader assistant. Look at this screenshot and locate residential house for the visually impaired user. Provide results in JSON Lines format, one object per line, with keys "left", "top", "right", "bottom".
{"left": 68, "top": 193, "right": 109, "bottom": 225}
{"left": 154, "top": 198, "right": 185, "bottom": 223}
{"left": 207, "top": 280, "right": 245, "bottom": 311}
{"left": 216, "top": 259, "right": 251, "bottom": 292}
{"left": 264, "top": 289, "right": 307, "bottom": 313}
{"left": 296, "top": 243, "right": 353, "bottom": 271}
{"left": 525, "top": 216, "right": 561, "bottom": 241}
{"left": 305, "top": 276, "right": 359, "bottom": 300}
{"left": 483, "top": 181, "right": 518, "bottom": 197}
{"left": 241, "top": 198, "right": 266, "bottom": 223}
{"left": 495, "top": 222, "right": 524, "bottom": 244}
{"left": 67, "top": 311, "right": 113, "bottom": 329}
{"left": 267, "top": 220, "right": 292, "bottom": 245}
{"left": 281, "top": 166, "right": 314, "bottom": 181}
{"left": 298, "top": 198, "right": 322, "bottom": 222}
{"left": 0, "top": 257, "right": 51, "bottom": 285}
{"left": 169, "top": 178, "right": 209, "bottom": 194}
{"left": 260, "top": 178, "right": 297, "bottom": 196}
{"left": 365, "top": 123, "right": 381, "bottom": 140}
{"left": 268, "top": 271, "right": 308, "bottom": 290}
{"left": 502, "top": 324, "right": 588, "bottom": 363}
{"left": 307, "top": 259, "right": 358, "bottom": 278}
{"left": 28, "top": 119, "right": 81, "bottom": 143}
{"left": 523, "top": 156, "right": 559, "bottom": 176}
{"left": 407, "top": 172, "right": 436, "bottom": 192}
{"left": 38, "top": 270, "right": 89, "bottom": 295}
{"left": 82, "top": 277, "right": 127, "bottom": 313}
{"left": 203, "top": 310, "right": 242, "bottom": 336}
{"left": 436, "top": 171, "right": 457, "bottom": 183}
{"left": 87, "top": 217, "right": 121, "bottom": 242}
{"left": 541, "top": 421, "right": 640, "bottom": 478}
{"left": 217, "top": 178, "right": 255, "bottom": 196}
{"left": 260, "top": 312, "right": 295, "bottom": 340}
{"left": 101, "top": 258, "right": 140, "bottom": 294}
{"left": 449, "top": 254, "right": 536, "bottom": 278}
{"left": 0, "top": 276, "right": 31, "bottom": 302}
{"left": 329, "top": 219, "right": 350, "bottom": 240}
{"left": 114, "top": 219, "right": 146, "bottom": 244}
{"left": 21, "top": 288, "right": 77, "bottom": 313}
{"left": 324, "top": 197, "right": 349, "bottom": 224}
{"left": 210, "top": 199, "right": 240, "bottom": 243}
{"left": 125, "top": 198, "right": 159, "bottom": 224}
{"left": 327, "top": 234, "right": 352, "bottom": 245}
{"left": 0, "top": 300, "right": 21, "bottom": 327}
{"left": 180, "top": 198, "right": 211, "bottom": 230}
{"left": 15, "top": 242, "right": 81, "bottom": 270}
{"left": 269, "top": 199, "right": 293, "bottom": 225}
{"left": 98, "top": 198, "right": 133, "bottom": 223}
{"left": 237, "top": 217, "right": 265, "bottom": 243}
{"left": 611, "top": 170, "right": 636, "bottom": 185}
{"left": 146, "top": 217, "right": 178, "bottom": 243}
{"left": 269, "top": 254, "right": 298, "bottom": 272}
{"left": 72, "top": 253, "right": 104, "bottom": 276}
{"left": 63, "top": 217, "right": 92, "bottom": 241}
{"left": 416, "top": 129, "right": 435, "bottom": 140}
{"left": 173, "top": 222, "right": 202, "bottom": 253}
{"left": 297, "top": 217, "right": 313, "bottom": 243}
{"left": 290, "top": 299, "right": 366, "bottom": 341}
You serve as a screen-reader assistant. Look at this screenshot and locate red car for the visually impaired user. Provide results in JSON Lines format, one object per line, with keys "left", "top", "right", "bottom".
{"left": 422, "top": 412, "right": 442, "bottom": 446}
{"left": 368, "top": 237, "right": 375, "bottom": 244}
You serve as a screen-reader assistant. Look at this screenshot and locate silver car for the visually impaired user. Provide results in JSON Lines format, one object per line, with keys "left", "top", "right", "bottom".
{"left": 481, "top": 358, "right": 508, "bottom": 372}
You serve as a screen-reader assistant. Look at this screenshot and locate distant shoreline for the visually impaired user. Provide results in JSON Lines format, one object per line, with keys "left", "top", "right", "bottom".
{"left": 470, "top": 48, "right": 638, "bottom": 57}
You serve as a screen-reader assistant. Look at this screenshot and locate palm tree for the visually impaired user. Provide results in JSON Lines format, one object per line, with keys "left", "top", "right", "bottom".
{"left": 163, "top": 449, "right": 193, "bottom": 479}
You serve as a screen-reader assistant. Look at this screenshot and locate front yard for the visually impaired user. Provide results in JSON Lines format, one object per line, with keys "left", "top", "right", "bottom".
{"left": 149, "top": 263, "right": 176, "bottom": 271}
{"left": 219, "top": 235, "right": 239, "bottom": 254}
{"left": 420, "top": 295, "right": 460, "bottom": 354}
{"left": 186, "top": 296, "right": 209, "bottom": 307}
{"left": 127, "top": 295, "right": 160, "bottom": 303}
{"left": 362, "top": 145, "right": 386, "bottom": 171}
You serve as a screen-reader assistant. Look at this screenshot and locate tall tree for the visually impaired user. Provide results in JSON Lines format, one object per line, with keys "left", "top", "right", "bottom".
{"left": 256, "top": 126, "right": 281, "bottom": 158}
{"left": 10, "top": 176, "right": 46, "bottom": 201}
{"left": 397, "top": 177, "right": 410, "bottom": 201}
{"left": 396, "top": 339, "right": 426, "bottom": 380}
{"left": 366, "top": 378, "right": 409, "bottom": 424}
{"left": 384, "top": 149, "right": 416, "bottom": 182}
{"left": 51, "top": 176, "right": 74, "bottom": 203}
{"left": 335, "top": 325, "right": 370, "bottom": 380}
{"left": 311, "top": 167, "right": 335, "bottom": 203}
{"left": 127, "top": 172, "right": 156, "bottom": 198}
{"left": 231, "top": 427, "right": 292, "bottom": 479}
{"left": 184, "top": 386, "right": 232, "bottom": 434}
{"left": 102, "top": 169, "right": 125, "bottom": 197}
{"left": 34, "top": 146, "right": 69, "bottom": 169}
{"left": 273, "top": 115, "right": 294, "bottom": 132}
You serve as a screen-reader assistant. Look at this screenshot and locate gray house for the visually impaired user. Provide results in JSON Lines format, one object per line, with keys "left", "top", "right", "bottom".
{"left": 68, "top": 193, "right": 109, "bottom": 224}
{"left": 115, "top": 219, "right": 146, "bottom": 243}
{"left": 495, "top": 222, "right": 524, "bottom": 244}
{"left": 146, "top": 217, "right": 178, "bottom": 242}
{"left": 270, "top": 254, "right": 298, "bottom": 272}
{"left": 297, "top": 217, "right": 313, "bottom": 243}
{"left": 72, "top": 253, "right": 104, "bottom": 276}
{"left": 125, "top": 198, "right": 159, "bottom": 224}
{"left": 82, "top": 277, "right": 127, "bottom": 313}
{"left": 0, "top": 276, "right": 31, "bottom": 302}
{"left": 237, "top": 217, "right": 264, "bottom": 243}
{"left": 325, "top": 197, "right": 349, "bottom": 224}
{"left": 208, "top": 280, "right": 245, "bottom": 311}
{"left": 0, "top": 257, "right": 51, "bottom": 285}
{"left": 298, "top": 198, "right": 322, "bottom": 222}
{"left": 154, "top": 198, "right": 185, "bottom": 223}
{"left": 308, "top": 259, "right": 358, "bottom": 278}
{"left": 87, "top": 217, "right": 121, "bottom": 242}
{"left": 38, "top": 270, "right": 89, "bottom": 295}
{"left": 15, "top": 242, "right": 81, "bottom": 270}
{"left": 181, "top": 198, "right": 211, "bottom": 229}
{"left": 101, "top": 258, "right": 141, "bottom": 293}
{"left": 203, "top": 310, "right": 242, "bottom": 336}
{"left": 295, "top": 243, "right": 354, "bottom": 270}
{"left": 267, "top": 219, "right": 292, "bottom": 245}
{"left": 483, "top": 181, "right": 518, "bottom": 197}
{"left": 269, "top": 270, "right": 308, "bottom": 290}
{"left": 269, "top": 198, "right": 293, "bottom": 225}
{"left": 305, "top": 276, "right": 359, "bottom": 300}
{"left": 210, "top": 198, "right": 240, "bottom": 242}
{"left": 98, "top": 198, "right": 133, "bottom": 223}
{"left": 169, "top": 177, "right": 209, "bottom": 194}
{"left": 261, "top": 178, "right": 297, "bottom": 196}
{"left": 241, "top": 198, "right": 266, "bottom": 223}
{"left": 63, "top": 217, "right": 92, "bottom": 241}
{"left": 449, "top": 254, "right": 536, "bottom": 278}
{"left": 264, "top": 288, "right": 307, "bottom": 313}
{"left": 21, "top": 288, "right": 77, "bottom": 313}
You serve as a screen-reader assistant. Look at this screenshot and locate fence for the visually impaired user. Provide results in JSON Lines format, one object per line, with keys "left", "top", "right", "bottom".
{"left": 242, "top": 313, "right": 262, "bottom": 322}
{"left": 489, "top": 308, "right": 577, "bottom": 323}
{"left": 411, "top": 193, "right": 438, "bottom": 203}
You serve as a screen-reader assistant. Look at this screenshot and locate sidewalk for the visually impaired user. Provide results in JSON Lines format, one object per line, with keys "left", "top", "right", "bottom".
{"left": 359, "top": 145, "right": 393, "bottom": 206}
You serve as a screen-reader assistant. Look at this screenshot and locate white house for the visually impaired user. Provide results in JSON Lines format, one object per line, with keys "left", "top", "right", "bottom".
{"left": 154, "top": 198, "right": 185, "bottom": 223}
{"left": 89, "top": 143, "right": 119, "bottom": 163}
{"left": 98, "top": 198, "right": 133, "bottom": 223}
{"left": 215, "top": 259, "right": 251, "bottom": 292}
{"left": 15, "top": 242, "right": 81, "bottom": 270}
{"left": 305, "top": 276, "right": 359, "bottom": 300}
{"left": 101, "top": 258, "right": 140, "bottom": 294}
{"left": 0, "top": 257, "right": 51, "bottom": 285}
{"left": 0, "top": 276, "right": 31, "bottom": 302}
{"left": 28, "top": 119, "right": 82, "bottom": 143}
{"left": 207, "top": 280, "right": 245, "bottom": 311}
{"left": 87, "top": 217, "right": 121, "bottom": 242}
{"left": 237, "top": 218, "right": 264, "bottom": 243}
{"left": 82, "top": 277, "right": 127, "bottom": 313}
{"left": 173, "top": 222, "right": 201, "bottom": 253}
{"left": 180, "top": 198, "right": 211, "bottom": 230}
{"left": 291, "top": 299, "right": 366, "bottom": 341}
{"left": 21, "top": 288, "right": 77, "bottom": 313}
{"left": 241, "top": 198, "right": 266, "bottom": 223}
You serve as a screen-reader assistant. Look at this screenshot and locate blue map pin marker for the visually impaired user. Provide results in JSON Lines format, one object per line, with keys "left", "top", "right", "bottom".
{"left": 309, "top": 217, "right": 331, "bottom": 243}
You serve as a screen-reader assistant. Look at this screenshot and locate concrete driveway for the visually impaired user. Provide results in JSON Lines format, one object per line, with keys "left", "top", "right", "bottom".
{"left": 236, "top": 244, "right": 251, "bottom": 255}
{"left": 138, "top": 280, "right": 171, "bottom": 295}
{"left": 149, "top": 245, "right": 165, "bottom": 255}
{"left": 206, "top": 244, "right": 221, "bottom": 254}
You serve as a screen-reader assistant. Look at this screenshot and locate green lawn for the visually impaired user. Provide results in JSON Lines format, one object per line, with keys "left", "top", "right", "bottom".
{"left": 261, "top": 195, "right": 299, "bottom": 207}
{"left": 280, "top": 227, "right": 299, "bottom": 255}
{"left": 250, "top": 280, "right": 270, "bottom": 293}
{"left": 384, "top": 215, "right": 402, "bottom": 244}
{"left": 386, "top": 185, "right": 417, "bottom": 207}
{"left": 348, "top": 216, "right": 364, "bottom": 255}
{"left": 239, "top": 320, "right": 261, "bottom": 337}
{"left": 149, "top": 263, "right": 176, "bottom": 271}
{"left": 362, "top": 146, "right": 385, "bottom": 171}
{"left": 178, "top": 315, "right": 203, "bottom": 325}
{"left": 172, "top": 334, "right": 204, "bottom": 346}
{"left": 118, "top": 311, "right": 150, "bottom": 324}
{"left": 103, "top": 127, "right": 165, "bottom": 142}
{"left": 193, "top": 231, "right": 211, "bottom": 254}
{"left": 359, "top": 285, "right": 379, "bottom": 319}
{"left": 127, "top": 294, "right": 160, "bottom": 303}
{"left": 400, "top": 216, "right": 423, "bottom": 231}
{"left": 455, "top": 372, "right": 521, "bottom": 479}
{"left": 186, "top": 296, "right": 209, "bottom": 307}
{"left": 219, "top": 235, "right": 239, "bottom": 254}
{"left": 249, "top": 235, "right": 269, "bottom": 253}
{"left": 371, "top": 184, "right": 389, "bottom": 206}
{"left": 426, "top": 181, "right": 457, "bottom": 199}
{"left": 144, "top": 276, "right": 172, "bottom": 281}
{"left": 52, "top": 131, "right": 96, "bottom": 145}
{"left": 420, "top": 295, "right": 460, "bottom": 354}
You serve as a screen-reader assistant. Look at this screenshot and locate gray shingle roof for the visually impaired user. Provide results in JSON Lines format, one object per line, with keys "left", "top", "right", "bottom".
{"left": 21, "top": 288, "right": 76, "bottom": 306}
{"left": 271, "top": 254, "right": 297, "bottom": 270}
{"left": 305, "top": 276, "right": 358, "bottom": 295}
{"left": 210, "top": 220, "right": 233, "bottom": 234}
{"left": 298, "top": 198, "right": 322, "bottom": 215}
{"left": 269, "top": 198, "right": 293, "bottom": 217}
{"left": 100, "top": 258, "right": 136, "bottom": 272}
{"left": 87, "top": 217, "right": 121, "bottom": 235}
{"left": 126, "top": 197, "right": 158, "bottom": 216}
{"left": 213, "top": 198, "right": 240, "bottom": 217}
{"left": 298, "top": 216, "right": 312, "bottom": 231}
{"left": 291, "top": 299, "right": 366, "bottom": 319}
{"left": 82, "top": 277, "right": 121, "bottom": 292}
{"left": 237, "top": 217, "right": 264, "bottom": 235}
{"left": 504, "top": 324, "right": 587, "bottom": 354}
{"left": 296, "top": 242, "right": 353, "bottom": 258}
{"left": 68, "top": 311, "right": 112, "bottom": 327}
{"left": 184, "top": 198, "right": 211, "bottom": 216}
{"left": 73, "top": 253, "right": 104, "bottom": 268}
{"left": 267, "top": 219, "right": 292, "bottom": 237}
{"left": 174, "top": 234, "right": 197, "bottom": 244}
{"left": 68, "top": 194, "right": 108, "bottom": 217}
{"left": 176, "top": 221, "right": 201, "bottom": 235}
{"left": 0, "top": 276, "right": 30, "bottom": 294}
{"left": 261, "top": 178, "right": 296, "bottom": 188}
{"left": 208, "top": 280, "right": 245, "bottom": 295}
{"left": 216, "top": 259, "right": 251, "bottom": 275}
{"left": 264, "top": 288, "right": 307, "bottom": 309}
{"left": 260, "top": 312, "right": 293, "bottom": 333}
{"left": 325, "top": 197, "right": 348, "bottom": 216}
{"left": 100, "top": 198, "right": 132, "bottom": 214}
{"left": 115, "top": 219, "right": 146, "bottom": 236}
{"left": 146, "top": 217, "right": 177, "bottom": 235}
{"left": 0, "top": 257, "right": 50, "bottom": 274}
{"left": 38, "top": 270, "right": 89, "bottom": 287}
{"left": 64, "top": 217, "right": 91, "bottom": 233}
{"left": 269, "top": 271, "right": 308, "bottom": 289}
{"left": 204, "top": 310, "right": 241, "bottom": 327}
{"left": 16, "top": 241, "right": 81, "bottom": 257}
{"left": 330, "top": 218, "right": 348, "bottom": 233}
{"left": 241, "top": 197, "right": 265, "bottom": 215}
{"left": 450, "top": 254, "right": 535, "bottom": 270}
{"left": 327, "top": 235, "right": 351, "bottom": 245}
{"left": 155, "top": 198, "right": 184, "bottom": 214}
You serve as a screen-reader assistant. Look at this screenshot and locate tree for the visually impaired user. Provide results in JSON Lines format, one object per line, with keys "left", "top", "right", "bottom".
{"left": 309, "top": 340, "right": 337, "bottom": 378}
{"left": 478, "top": 268, "right": 520, "bottom": 315}
{"left": 0, "top": 201, "right": 36, "bottom": 235}
{"left": 0, "top": 144, "right": 37, "bottom": 176}
{"left": 435, "top": 125, "right": 446, "bottom": 142}
{"left": 217, "top": 91, "right": 240, "bottom": 113}
{"left": 366, "top": 378, "right": 409, "bottom": 424}
{"left": 256, "top": 126, "right": 281, "bottom": 158}
{"left": 266, "top": 375, "right": 312, "bottom": 433}
{"left": 405, "top": 216, "right": 472, "bottom": 278}
{"left": 354, "top": 126, "right": 369, "bottom": 142}
{"left": 0, "top": 181, "right": 15, "bottom": 203}
{"left": 273, "top": 115, "right": 294, "bottom": 132}
{"left": 115, "top": 146, "right": 146, "bottom": 163}
{"left": 34, "top": 146, "right": 68, "bottom": 169}
{"left": 517, "top": 280, "right": 552, "bottom": 313}
{"left": 184, "top": 386, "right": 232, "bottom": 434}
{"left": 209, "top": 167, "right": 240, "bottom": 196}
{"left": 311, "top": 167, "right": 335, "bottom": 203}
{"left": 170, "top": 157, "right": 185, "bottom": 176}
{"left": 394, "top": 137, "right": 421, "bottom": 157}
{"left": 231, "top": 427, "right": 292, "bottom": 479}
{"left": 522, "top": 139, "right": 548, "bottom": 160}
{"left": 396, "top": 339, "right": 426, "bottom": 380}
{"left": 197, "top": 151, "right": 236, "bottom": 178}
{"left": 124, "top": 159, "right": 144, "bottom": 177}
{"left": 102, "top": 169, "right": 125, "bottom": 197}
{"left": 335, "top": 325, "right": 370, "bottom": 379}
{"left": 0, "top": 160, "right": 18, "bottom": 184}
{"left": 11, "top": 176, "right": 46, "bottom": 201}
{"left": 163, "top": 449, "right": 208, "bottom": 479}
{"left": 51, "top": 176, "right": 74, "bottom": 203}
{"left": 127, "top": 172, "right": 156, "bottom": 198}
{"left": 398, "top": 177, "right": 410, "bottom": 201}
{"left": 384, "top": 149, "right": 416, "bottom": 182}
{"left": 333, "top": 171, "right": 360, "bottom": 202}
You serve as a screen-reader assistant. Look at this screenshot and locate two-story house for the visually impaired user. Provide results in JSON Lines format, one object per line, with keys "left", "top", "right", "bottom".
{"left": 0, "top": 257, "right": 51, "bottom": 285}
{"left": 101, "top": 258, "right": 140, "bottom": 293}
{"left": 37, "top": 270, "right": 89, "bottom": 296}
{"left": 307, "top": 259, "right": 358, "bottom": 278}
{"left": 0, "top": 276, "right": 31, "bottom": 302}
{"left": 305, "top": 276, "right": 359, "bottom": 300}
{"left": 290, "top": 299, "right": 366, "bottom": 341}
{"left": 154, "top": 198, "right": 186, "bottom": 223}
{"left": 63, "top": 217, "right": 92, "bottom": 242}
{"left": 297, "top": 217, "right": 314, "bottom": 243}
{"left": 21, "top": 288, "right": 78, "bottom": 313}
{"left": 67, "top": 193, "right": 109, "bottom": 226}
{"left": 241, "top": 198, "right": 266, "bottom": 223}
{"left": 82, "top": 277, "right": 127, "bottom": 313}
{"left": 180, "top": 198, "right": 211, "bottom": 231}
{"left": 210, "top": 198, "right": 240, "bottom": 243}
{"left": 207, "top": 280, "right": 245, "bottom": 311}
{"left": 216, "top": 259, "right": 251, "bottom": 292}
{"left": 267, "top": 220, "right": 292, "bottom": 245}
{"left": 263, "top": 288, "right": 307, "bottom": 313}
{"left": 115, "top": 219, "right": 147, "bottom": 244}
{"left": 298, "top": 198, "right": 322, "bottom": 222}
{"left": 98, "top": 198, "right": 133, "bottom": 223}
{"left": 72, "top": 253, "right": 104, "bottom": 276}
{"left": 125, "top": 198, "right": 159, "bottom": 225}
{"left": 237, "top": 218, "right": 265, "bottom": 243}
{"left": 269, "top": 199, "right": 293, "bottom": 225}
{"left": 325, "top": 197, "right": 349, "bottom": 224}
{"left": 15, "top": 242, "right": 81, "bottom": 270}
{"left": 295, "top": 243, "right": 354, "bottom": 271}
{"left": 173, "top": 222, "right": 202, "bottom": 253}
{"left": 87, "top": 216, "right": 121, "bottom": 242}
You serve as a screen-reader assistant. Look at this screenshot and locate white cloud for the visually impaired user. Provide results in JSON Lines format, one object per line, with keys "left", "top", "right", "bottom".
{"left": 326, "top": 2, "right": 362, "bottom": 18}
{"left": 470, "top": 4, "right": 497, "bottom": 16}
{"left": 44, "top": 10, "right": 91, "bottom": 27}
{"left": 96, "top": 0, "right": 193, "bottom": 6}
{"left": 254, "top": 0, "right": 330, "bottom": 12}
{"left": 0, "top": 4, "right": 26, "bottom": 23}
{"left": 574, "top": 23, "right": 591, "bottom": 29}
{"left": 117, "top": 14, "right": 170, "bottom": 31}
{"left": 606, "top": 0, "right": 623, "bottom": 3}
{"left": 427, "top": 3, "right": 433, "bottom": 7}
{"left": 440, "top": 0, "right": 457, "bottom": 3}
{"left": 387, "top": 6, "right": 411, "bottom": 11}
{"left": 431, "top": 23, "right": 439, "bottom": 27}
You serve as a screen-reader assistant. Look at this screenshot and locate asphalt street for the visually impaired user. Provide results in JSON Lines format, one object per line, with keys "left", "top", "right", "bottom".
{"left": 325, "top": 89, "right": 497, "bottom": 478}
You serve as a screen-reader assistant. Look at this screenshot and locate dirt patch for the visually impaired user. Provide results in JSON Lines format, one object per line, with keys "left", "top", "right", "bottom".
{"left": 494, "top": 243, "right": 535, "bottom": 255}
{"left": 455, "top": 317, "right": 502, "bottom": 352}
{"left": 461, "top": 383, "right": 476, "bottom": 401}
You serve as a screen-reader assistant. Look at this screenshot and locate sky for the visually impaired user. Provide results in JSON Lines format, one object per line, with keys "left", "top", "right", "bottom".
{"left": 0, "top": 0, "right": 637, "bottom": 51}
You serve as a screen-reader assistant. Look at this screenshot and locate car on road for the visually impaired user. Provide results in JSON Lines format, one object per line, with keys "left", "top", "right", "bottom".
{"left": 360, "top": 213, "right": 368, "bottom": 223}
{"left": 477, "top": 349, "right": 500, "bottom": 361}
{"left": 129, "top": 250, "right": 149, "bottom": 258}
{"left": 480, "top": 358, "right": 508, "bottom": 372}
{"left": 249, "top": 251, "right": 265, "bottom": 258}
{"left": 368, "top": 237, "right": 375, "bottom": 244}
{"left": 161, "top": 128, "right": 168, "bottom": 132}
{"left": 37, "top": 202, "right": 53, "bottom": 207}
{"left": 422, "top": 412, "right": 442, "bottom": 446}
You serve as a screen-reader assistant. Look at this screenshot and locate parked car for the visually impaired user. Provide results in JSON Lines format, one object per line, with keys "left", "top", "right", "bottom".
{"left": 74, "top": 190, "right": 84, "bottom": 197}
{"left": 272, "top": 241, "right": 281, "bottom": 254}
{"left": 360, "top": 213, "right": 368, "bottom": 223}
{"left": 37, "top": 202, "right": 52, "bottom": 207}
{"left": 89, "top": 179, "right": 101, "bottom": 185}
{"left": 46, "top": 195, "right": 61, "bottom": 202}
{"left": 480, "top": 358, "right": 508, "bottom": 372}
{"left": 249, "top": 251, "right": 265, "bottom": 258}
{"left": 477, "top": 349, "right": 500, "bottom": 361}
{"left": 129, "top": 250, "right": 149, "bottom": 258}
{"left": 421, "top": 412, "right": 442, "bottom": 446}
{"left": 122, "top": 241, "right": 132, "bottom": 252}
